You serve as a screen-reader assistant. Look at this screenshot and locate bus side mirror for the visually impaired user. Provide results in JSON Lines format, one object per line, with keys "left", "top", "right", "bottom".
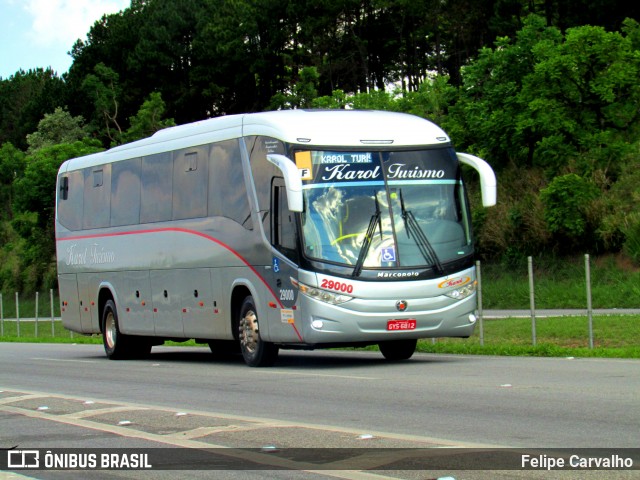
{"left": 266, "top": 154, "right": 303, "bottom": 212}
{"left": 456, "top": 152, "right": 497, "bottom": 207}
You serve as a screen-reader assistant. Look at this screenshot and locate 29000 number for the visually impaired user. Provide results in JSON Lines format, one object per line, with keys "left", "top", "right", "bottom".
{"left": 321, "top": 279, "right": 354, "bottom": 294}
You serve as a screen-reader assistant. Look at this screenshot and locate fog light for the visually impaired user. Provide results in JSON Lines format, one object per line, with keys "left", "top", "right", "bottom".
{"left": 468, "top": 314, "right": 477, "bottom": 324}
{"left": 311, "top": 320, "right": 324, "bottom": 329}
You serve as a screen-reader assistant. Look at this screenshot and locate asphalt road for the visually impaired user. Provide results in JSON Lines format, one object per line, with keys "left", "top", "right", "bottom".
{"left": 1, "top": 343, "right": 639, "bottom": 479}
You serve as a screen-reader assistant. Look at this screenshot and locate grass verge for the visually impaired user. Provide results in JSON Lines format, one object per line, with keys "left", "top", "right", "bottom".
{"left": 416, "top": 314, "right": 640, "bottom": 358}
{"left": 2, "top": 315, "right": 639, "bottom": 359}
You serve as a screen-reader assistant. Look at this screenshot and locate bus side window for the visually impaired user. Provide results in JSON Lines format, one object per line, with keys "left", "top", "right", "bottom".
{"left": 111, "top": 158, "right": 141, "bottom": 227}
{"left": 272, "top": 178, "right": 298, "bottom": 263}
{"left": 247, "top": 136, "right": 286, "bottom": 238}
{"left": 209, "top": 139, "right": 252, "bottom": 229}
{"left": 83, "top": 165, "right": 111, "bottom": 229}
{"left": 173, "top": 147, "right": 208, "bottom": 220}
{"left": 60, "top": 176, "right": 69, "bottom": 200}
{"left": 140, "top": 152, "right": 173, "bottom": 223}
{"left": 58, "top": 171, "right": 83, "bottom": 231}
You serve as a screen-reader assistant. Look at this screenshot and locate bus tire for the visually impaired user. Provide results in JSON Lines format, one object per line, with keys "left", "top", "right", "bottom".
{"left": 379, "top": 339, "right": 417, "bottom": 361}
{"left": 102, "top": 299, "right": 151, "bottom": 360}
{"left": 238, "top": 296, "right": 279, "bottom": 367}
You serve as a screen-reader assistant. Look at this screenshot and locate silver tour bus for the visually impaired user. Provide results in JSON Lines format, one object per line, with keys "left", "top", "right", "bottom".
{"left": 55, "top": 110, "right": 496, "bottom": 367}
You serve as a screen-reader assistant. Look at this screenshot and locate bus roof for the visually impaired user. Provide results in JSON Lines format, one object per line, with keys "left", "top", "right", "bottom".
{"left": 59, "top": 110, "right": 450, "bottom": 172}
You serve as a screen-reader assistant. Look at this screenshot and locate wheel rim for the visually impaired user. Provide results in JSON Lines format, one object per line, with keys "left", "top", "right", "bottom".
{"left": 239, "top": 309, "right": 259, "bottom": 354}
{"left": 104, "top": 311, "right": 117, "bottom": 350}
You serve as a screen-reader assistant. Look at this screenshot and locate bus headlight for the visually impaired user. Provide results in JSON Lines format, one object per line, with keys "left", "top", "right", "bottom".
{"left": 444, "top": 281, "right": 477, "bottom": 300}
{"left": 296, "top": 281, "right": 353, "bottom": 305}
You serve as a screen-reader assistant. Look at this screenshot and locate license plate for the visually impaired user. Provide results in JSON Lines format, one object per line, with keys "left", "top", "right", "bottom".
{"left": 387, "top": 319, "right": 417, "bottom": 331}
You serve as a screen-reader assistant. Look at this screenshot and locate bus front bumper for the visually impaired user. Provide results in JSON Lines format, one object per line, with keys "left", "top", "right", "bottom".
{"left": 294, "top": 293, "right": 478, "bottom": 345}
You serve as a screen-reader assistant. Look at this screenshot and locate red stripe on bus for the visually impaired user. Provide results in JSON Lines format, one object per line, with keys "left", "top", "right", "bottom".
{"left": 57, "top": 227, "right": 284, "bottom": 309}
{"left": 290, "top": 323, "right": 303, "bottom": 342}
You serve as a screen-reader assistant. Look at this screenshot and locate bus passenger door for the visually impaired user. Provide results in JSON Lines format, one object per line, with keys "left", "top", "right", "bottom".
{"left": 268, "top": 179, "right": 300, "bottom": 341}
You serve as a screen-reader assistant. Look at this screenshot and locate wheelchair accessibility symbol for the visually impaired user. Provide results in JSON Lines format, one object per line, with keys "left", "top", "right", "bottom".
{"left": 381, "top": 247, "right": 396, "bottom": 262}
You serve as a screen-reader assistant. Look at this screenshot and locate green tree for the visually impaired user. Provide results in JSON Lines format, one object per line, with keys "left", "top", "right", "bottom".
{"left": 269, "top": 67, "right": 320, "bottom": 110}
{"left": 448, "top": 15, "right": 561, "bottom": 169}
{"left": 539, "top": 174, "right": 601, "bottom": 251}
{"left": 522, "top": 20, "right": 640, "bottom": 177}
{"left": 121, "top": 91, "right": 176, "bottom": 142}
{"left": 25, "top": 107, "right": 86, "bottom": 154}
{"left": 0, "top": 68, "right": 68, "bottom": 150}
{"left": 66, "top": 2, "right": 146, "bottom": 135}
{"left": 12, "top": 140, "right": 103, "bottom": 292}
{"left": 0, "top": 143, "right": 26, "bottom": 220}
{"left": 82, "top": 63, "right": 123, "bottom": 145}
{"left": 14, "top": 140, "right": 103, "bottom": 231}
{"left": 399, "top": 75, "right": 457, "bottom": 127}
{"left": 450, "top": 15, "right": 640, "bottom": 179}
{"left": 130, "top": 0, "right": 212, "bottom": 121}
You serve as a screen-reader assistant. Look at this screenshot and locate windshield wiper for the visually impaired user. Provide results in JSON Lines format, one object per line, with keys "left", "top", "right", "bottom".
{"left": 399, "top": 189, "right": 443, "bottom": 274}
{"left": 352, "top": 193, "right": 383, "bottom": 277}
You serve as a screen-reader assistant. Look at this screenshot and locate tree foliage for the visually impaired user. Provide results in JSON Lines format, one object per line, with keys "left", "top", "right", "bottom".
{"left": 82, "top": 63, "right": 124, "bottom": 144}
{"left": 0, "top": 143, "right": 26, "bottom": 220}
{"left": 121, "top": 91, "right": 176, "bottom": 143}
{"left": 26, "top": 107, "right": 86, "bottom": 154}
{"left": 449, "top": 16, "right": 640, "bottom": 179}
{"left": 539, "top": 174, "right": 600, "bottom": 249}
{"left": 0, "top": 69, "right": 68, "bottom": 150}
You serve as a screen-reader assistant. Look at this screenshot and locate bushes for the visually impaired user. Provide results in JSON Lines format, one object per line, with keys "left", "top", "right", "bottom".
{"left": 472, "top": 167, "right": 550, "bottom": 262}
{"left": 470, "top": 167, "right": 640, "bottom": 265}
{"left": 539, "top": 174, "right": 601, "bottom": 252}
{"left": 622, "top": 215, "right": 640, "bottom": 265}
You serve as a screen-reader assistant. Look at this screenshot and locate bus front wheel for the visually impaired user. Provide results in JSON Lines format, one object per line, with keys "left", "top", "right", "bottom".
{"left": 379, "top": 339, "right": 417, "bottom": 361}
{"left": 238, "top": 296, "right": 279, "bottom": 367}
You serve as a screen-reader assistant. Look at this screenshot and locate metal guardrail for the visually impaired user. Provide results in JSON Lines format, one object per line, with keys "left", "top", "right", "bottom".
{"left": 0, "top": 289, "right": 67, "bottom": 337}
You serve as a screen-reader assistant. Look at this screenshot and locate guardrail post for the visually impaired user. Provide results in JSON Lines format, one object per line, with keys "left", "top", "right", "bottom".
{"left": 15, "top": 292, "right": 20, "bottom": 337}
{"left": 50, "top": 289, "right": 55, "bottom": 336}
{"left": 35, "top": 292, "right": 39, "bottom": 337}
{"left": 1, "top": 293, "right": 3, "bottom": 336}
{"left": 476, "top": 260, "right": 484, "bottom": 346}
{"left": 528, "top": 256, "right": 536, "bottom": 346}
{"left": 585, "top": 254, "right": 594, "bottom": 349}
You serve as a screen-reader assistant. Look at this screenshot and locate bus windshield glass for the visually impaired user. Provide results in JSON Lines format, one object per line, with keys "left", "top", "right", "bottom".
{"left": 296, "top": 148, "right": 472, "bottom": 270}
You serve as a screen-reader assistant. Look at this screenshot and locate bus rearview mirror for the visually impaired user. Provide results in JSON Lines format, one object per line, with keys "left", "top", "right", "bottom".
{"left": 456, "top": 152, "right": 497, "bottom": 207}
{"left": 267, "top": 154, "right": 304, "bottom": 212}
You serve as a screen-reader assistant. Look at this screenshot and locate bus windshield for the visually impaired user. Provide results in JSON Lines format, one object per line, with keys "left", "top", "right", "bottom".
{"left": 297, "top": 148, "right": 472, "bottom": 271}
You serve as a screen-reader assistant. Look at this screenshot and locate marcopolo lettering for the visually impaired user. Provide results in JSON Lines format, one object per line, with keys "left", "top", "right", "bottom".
{"left": 377, "top": 271, "right": 420, "bottom": 278}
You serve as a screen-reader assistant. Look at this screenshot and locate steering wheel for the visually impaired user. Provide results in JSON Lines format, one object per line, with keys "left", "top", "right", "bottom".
{"left": 330, "top": 233, "right": 361, "bottom": 246}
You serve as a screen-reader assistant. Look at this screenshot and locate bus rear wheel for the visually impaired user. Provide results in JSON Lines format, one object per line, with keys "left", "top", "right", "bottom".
{"left": 102, "top": 299, "right": 151, "bottom": 360}
{"left": 379, "top": 339, "right": 417, "bottom": 361}
{"left": 238, "top": 296, "right": 278, "bottom": 367}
